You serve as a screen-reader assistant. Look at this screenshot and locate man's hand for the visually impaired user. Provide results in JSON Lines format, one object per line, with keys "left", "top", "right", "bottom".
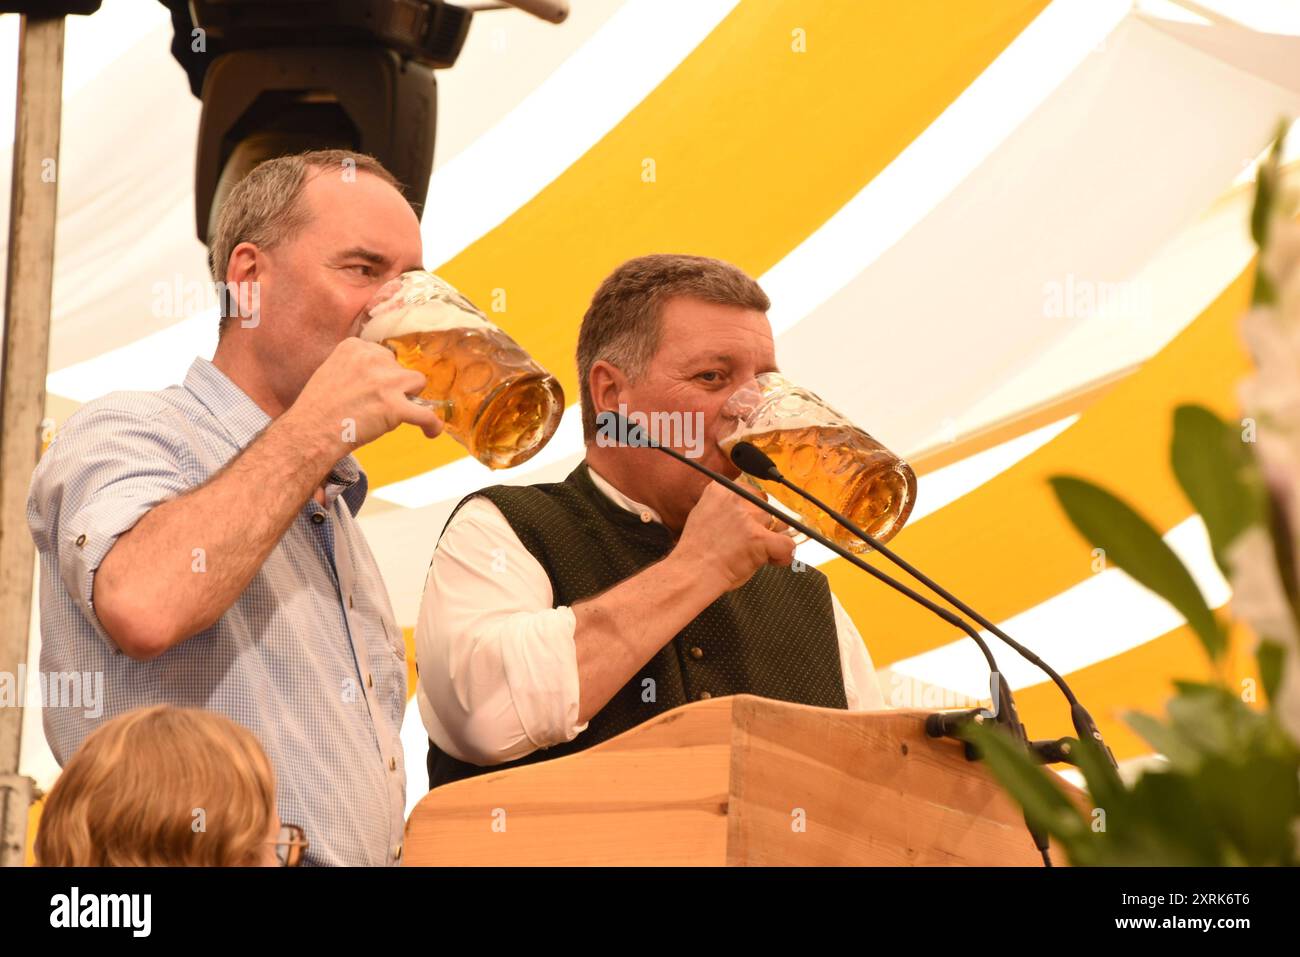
{"left": 672, "top": 481, "right": 795, "bottom": 593}
{"left": 289, "top": 337, "right": 444, "bottom": 455}
{"left": 570, "top": 480, "right": 793, "bottom": 722}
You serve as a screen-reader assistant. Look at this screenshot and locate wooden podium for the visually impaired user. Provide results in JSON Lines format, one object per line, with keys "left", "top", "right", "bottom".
{"left": 404, "top": 695, "right": 1086, "bottom": 866}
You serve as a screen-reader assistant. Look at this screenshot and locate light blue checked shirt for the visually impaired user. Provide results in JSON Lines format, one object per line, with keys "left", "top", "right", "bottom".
{"left": 27, "top": 357, "right": 408, "bottom": 866}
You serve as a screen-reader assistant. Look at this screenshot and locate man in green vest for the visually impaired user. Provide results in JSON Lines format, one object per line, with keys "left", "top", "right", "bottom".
{"left": 414, "top": 254, "right": 887, "bottom": 788}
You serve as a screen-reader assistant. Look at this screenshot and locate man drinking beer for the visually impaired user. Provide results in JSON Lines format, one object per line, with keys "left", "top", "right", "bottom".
{"left": 415, "top": 254, "right": 888, "bottom": 788}
{"left": 28, "top": 150, "right": 438, "bottom": 865}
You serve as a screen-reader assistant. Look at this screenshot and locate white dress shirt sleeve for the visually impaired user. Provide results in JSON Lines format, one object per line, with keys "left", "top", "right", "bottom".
{"left": 415, "top": 495, "right": 588, "bottom": 766}
{"left": 831, "top": 591, "right": 889, "bottom": 711}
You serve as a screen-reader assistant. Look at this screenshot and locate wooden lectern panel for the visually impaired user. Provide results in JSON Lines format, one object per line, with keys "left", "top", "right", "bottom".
{"left": 725, "top": 696, "right": 1070, "bottom": 865}
{"left": 405, "top": 699, "right": 736, "bottom": 865}
{"left": 404, "top": 695, "right": 1085, "bottom": 866}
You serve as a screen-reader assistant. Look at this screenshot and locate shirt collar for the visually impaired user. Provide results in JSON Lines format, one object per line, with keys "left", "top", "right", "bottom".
{"left": 184, "top": 356, "right": 271, "bottom": 450}
{"left": 586, "top": 462, "right": 662, "bottom": 525}
{"left": 184, "top": 357, "right": 369, "bottom": 514}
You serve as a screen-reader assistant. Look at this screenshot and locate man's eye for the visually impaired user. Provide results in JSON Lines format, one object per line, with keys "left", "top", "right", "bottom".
{"left": 696, "top": 371, "right": 723, "bottom": 383}
{"left": 348, "top": 264, "right": 376, "bottom": 277}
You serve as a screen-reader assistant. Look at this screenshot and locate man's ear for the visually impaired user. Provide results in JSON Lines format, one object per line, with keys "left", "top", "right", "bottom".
{"left": 225, "top": 242, "right": 261, "bottom": 323}
{"left": 589, "top": 360, "right": 629, "bottom": 428}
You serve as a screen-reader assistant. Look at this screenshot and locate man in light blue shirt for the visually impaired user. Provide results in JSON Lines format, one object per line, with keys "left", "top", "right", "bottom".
{"left": 27, "top": 149, "right": 441, "bottom": 866}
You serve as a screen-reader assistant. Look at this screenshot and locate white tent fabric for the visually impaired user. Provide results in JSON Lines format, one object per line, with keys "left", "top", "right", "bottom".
{"left": 779, "top": 11, "right": 1300, "bottom": 453}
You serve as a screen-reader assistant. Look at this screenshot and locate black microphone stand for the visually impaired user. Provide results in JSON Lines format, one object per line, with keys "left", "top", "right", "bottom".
{"left": 730, "top": 440, "right": 1119, "bottom": 773}
{"left": 611, "top": 418, "right": 1052, "bottom": 864}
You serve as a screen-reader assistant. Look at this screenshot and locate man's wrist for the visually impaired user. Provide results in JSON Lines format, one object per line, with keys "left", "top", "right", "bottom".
{"left": 661, "top": 547, "right": 731, "bottom": 603}
{"left": 272, "top": 402, "right": 350, "bottom": 476}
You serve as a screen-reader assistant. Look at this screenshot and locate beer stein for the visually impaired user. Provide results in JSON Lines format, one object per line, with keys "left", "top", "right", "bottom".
{"left": 361, "top": 271, "right": 564, "bottom": 469}
{"left": 719, "top": 373, "right": 916, "bottom": 552}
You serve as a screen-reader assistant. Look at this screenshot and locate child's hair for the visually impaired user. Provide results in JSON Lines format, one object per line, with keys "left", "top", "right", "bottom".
{"left": 36, "top": 705, "right": 278, "bottom": 866}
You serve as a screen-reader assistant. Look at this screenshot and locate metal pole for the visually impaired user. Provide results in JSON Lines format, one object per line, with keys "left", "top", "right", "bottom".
{"left": 0, "top": 13, "right": 65, "bottom": 868}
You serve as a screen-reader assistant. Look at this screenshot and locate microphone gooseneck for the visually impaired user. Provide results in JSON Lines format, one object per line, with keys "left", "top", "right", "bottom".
{"left": 729, "top": 439, "right": 1118, "bottom": 771}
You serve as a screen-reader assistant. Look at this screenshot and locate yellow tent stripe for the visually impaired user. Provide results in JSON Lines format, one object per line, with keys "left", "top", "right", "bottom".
{"left": 356, "top": 0, "right": 1052, "bottom": 489}
{"left": 825, "top": 263, "right": 1256, "bottom": 666}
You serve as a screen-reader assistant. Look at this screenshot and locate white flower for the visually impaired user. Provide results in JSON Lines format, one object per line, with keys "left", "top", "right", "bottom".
{"left": 1226, "top": 527, "right": 1300, "bottom": 743}
{"left": 1235, "top": 202, "right": 1300, "bottom": 745}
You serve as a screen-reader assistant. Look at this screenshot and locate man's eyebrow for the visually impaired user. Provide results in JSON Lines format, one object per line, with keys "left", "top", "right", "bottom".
{"left": 684, "top": 353, "right": 736, "bottom": 365}
{"left": 337, "top": 247, "right": 423, "bottom": 274}
{"left": 337, "top": 246, "right": 389, "bottom": 265}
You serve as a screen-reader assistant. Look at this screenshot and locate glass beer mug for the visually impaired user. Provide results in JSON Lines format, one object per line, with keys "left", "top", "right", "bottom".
{"left": 361, "top": 271, "right": 564, "bottom": 469}
{"left": 718, "top": 373, "right": 917, "bottom": 552}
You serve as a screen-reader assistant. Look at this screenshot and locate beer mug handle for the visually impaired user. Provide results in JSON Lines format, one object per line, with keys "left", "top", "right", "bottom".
{"left": 406, "top": 393, "right": 453, "bottom": 418}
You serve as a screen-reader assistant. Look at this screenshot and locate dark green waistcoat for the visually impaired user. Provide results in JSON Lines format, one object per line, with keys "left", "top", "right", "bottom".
{"left": 426, "top": 462, "right": 847, "bottom": 789}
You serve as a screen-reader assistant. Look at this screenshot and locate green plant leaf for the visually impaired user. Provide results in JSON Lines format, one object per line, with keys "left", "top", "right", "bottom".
{"left": 1122, "top": 710, "right": 1202, "bottom": 772}
{"left": 958, "top": 722, "right": 1088, "bottom": 846}
{"left": 1164, "top": 682, "right": 1280, "bottom": 761}
{"left": 1264, "top": 491, "right": 1300, "bottom": 637}
{"left": 1068, "top": 728, "right": 1128, "bottom": 825}
{"left": 1251, "top": 145, "right": 1275, "bottom": 250}
{"left": 1171, "top": 679, "right": 1224, "bottom": 697}
{"left": 1253, "top": 268, "right": 1277, "bottom": 307}
{"left": 1258, "top": 638, "right": 1285, "bottom": 703}
{"left": 1250, "top": 118, "right": 1289, "bottom": 304}
{"left": 1170, "top": 404, "right": 1264, "bottom": 578}
{"left": 1050, "top": 475, "right": 1225, "bottom": 660}
{"left": 1121, "top": 772, "right": 1228, "bottom": 865}
{"left": 1250, "top": 119, "right": 1288, "bottom": 247}
{"left": 1193, "top": 753, "right": 1300, "bottom": 865}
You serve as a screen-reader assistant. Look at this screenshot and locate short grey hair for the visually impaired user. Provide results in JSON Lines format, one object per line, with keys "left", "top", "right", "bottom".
{"left": 208, "top": 149, "right": 402, "bottom": 336}
{"left": 576, "top": 254, "right": 771, "bottom": 441}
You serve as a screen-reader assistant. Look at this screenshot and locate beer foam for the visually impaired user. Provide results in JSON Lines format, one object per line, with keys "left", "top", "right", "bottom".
{"left": 739, "top": 404, "right": 842, "bottom": 436}
{"left": 360, "top": 271, "right": 494, "bottom": 342}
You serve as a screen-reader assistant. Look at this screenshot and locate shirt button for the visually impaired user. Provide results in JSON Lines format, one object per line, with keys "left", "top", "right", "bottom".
{"left": 348, "top": 594, "right": 354, "bottom": 609}
{"left": 690, "top": 646, "right": 704, "bottom": 660}
{"left": 75, "top": 533, "right": 86, "bottom": 547}
{"left": 311, "top": 513, "right": 325, "bottom": 525}
{"left": 389, "top": 756, "right": 397, "bottom": 771}
{"left": 367, "top": 673, "right": 374, "bottom": 689}
{"left": 394, "top": 843, "right": 403, "bottom": 861}
{"left": 639, "top": 510, "right": 652, "bottom": 523}
{"left": 699, "top": 691, "right": 712, "bottom": 701}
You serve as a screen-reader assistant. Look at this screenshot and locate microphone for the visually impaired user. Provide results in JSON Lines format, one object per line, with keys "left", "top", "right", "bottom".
{"left": 730, "top": 439, "right": 1119, "bottom": 771}
{"left": 608, "top": 413, "right": 1050, "bottom": 861}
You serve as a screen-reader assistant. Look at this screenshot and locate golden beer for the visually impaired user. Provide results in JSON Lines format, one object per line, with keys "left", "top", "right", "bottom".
{"left": 719, "top": 375, "right": 916, "bottom": 552}
{"left": 362, "top": 272, "right": 564, "bottom": 469}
